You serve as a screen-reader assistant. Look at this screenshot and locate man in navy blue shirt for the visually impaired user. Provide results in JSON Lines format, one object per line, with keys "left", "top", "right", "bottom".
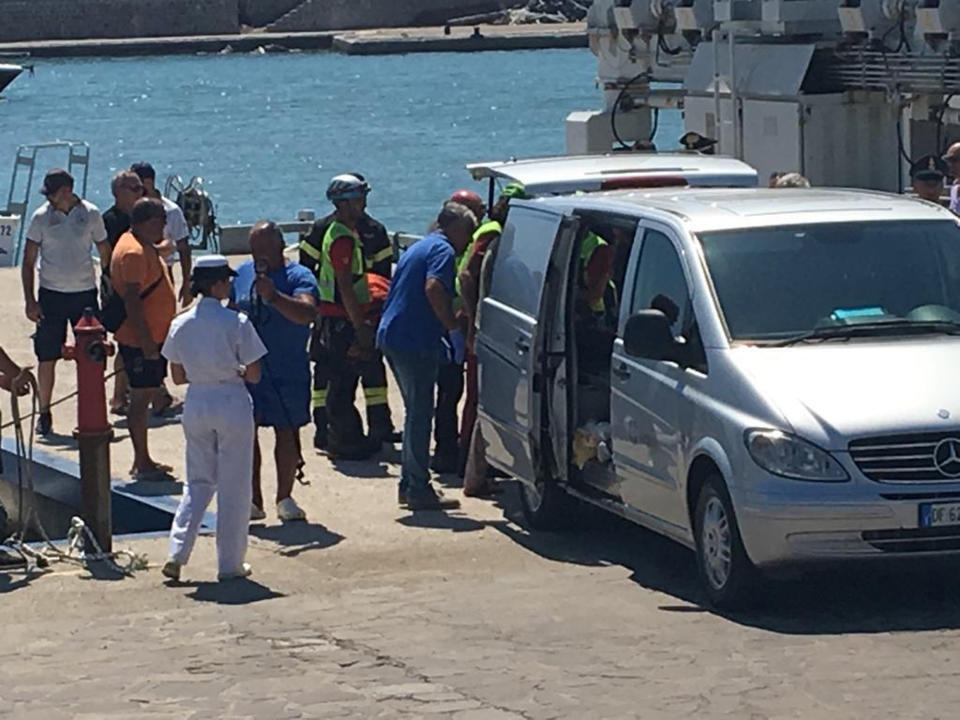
{"left": 378, "top": 202, "right": 477, "bottom": 510}
{"left": 233, "top": 221, "right": 318, "bottom": 523}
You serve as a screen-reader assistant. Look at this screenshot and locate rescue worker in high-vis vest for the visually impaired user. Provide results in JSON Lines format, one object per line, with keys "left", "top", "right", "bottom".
{"left": 299, "top": 174, "right": 396, "bottom": 451}
{"left": 579, "top": 230, "right": 616, "bottom": 316}
{"left": 306, "top": 175, "right": 381, "bottom": 460}
{"left": 459, "top": 182, "right": 528, "bottom": 496}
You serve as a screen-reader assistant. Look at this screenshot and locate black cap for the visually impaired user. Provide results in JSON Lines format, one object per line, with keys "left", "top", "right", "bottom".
{"left": 40, "top": 168, "right": 74, "bottom": 197}
{"left": 911, "top": 154, "right": 947, "bottom": 181}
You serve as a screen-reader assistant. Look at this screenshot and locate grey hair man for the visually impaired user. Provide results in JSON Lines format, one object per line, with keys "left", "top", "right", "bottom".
{"left": 376, "top": 201, "right": 477, "bottom": 511}
{"left": 774, "top": 172, "right": 811, "bottom": 188}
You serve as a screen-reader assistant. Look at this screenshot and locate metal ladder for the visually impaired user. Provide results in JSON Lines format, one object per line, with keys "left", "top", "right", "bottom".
{"left": 5, "top": 141, "right": 90, "bottom": 265}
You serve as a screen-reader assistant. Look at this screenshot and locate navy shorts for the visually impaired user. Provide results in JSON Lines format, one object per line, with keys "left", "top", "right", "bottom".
{"left": 119, "top": 344, "right": 168, "bottom": 390}
{"left": 34, "top": 288, "right": 99, "bottom": 362}
{"left": 248, "top": 374, "right": 310, "bottom": 429}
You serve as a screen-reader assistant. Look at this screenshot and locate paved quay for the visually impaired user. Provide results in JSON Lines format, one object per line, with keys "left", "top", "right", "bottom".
{"left": 0, "top": 24, "right": 586, "bottom": 60}
{"left": 2, "top": 263, "right": 960, "bottom": 719}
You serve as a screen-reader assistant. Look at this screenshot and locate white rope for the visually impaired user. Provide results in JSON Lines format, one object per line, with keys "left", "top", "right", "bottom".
{"left": 2, "top": 372, "right": 148, "bottom": 576}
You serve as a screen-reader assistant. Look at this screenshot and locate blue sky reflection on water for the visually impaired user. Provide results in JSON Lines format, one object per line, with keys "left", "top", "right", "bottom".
{"left": 1, "top": 49, "right": 681, "bottom": 232}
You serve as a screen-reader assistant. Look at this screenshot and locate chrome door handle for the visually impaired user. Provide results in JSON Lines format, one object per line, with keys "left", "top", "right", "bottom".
{"left": 515, "top": 338, "right": 530, "bottom": 353}
{"left": 612, "top": 362, "right": 631, "bottom": 380}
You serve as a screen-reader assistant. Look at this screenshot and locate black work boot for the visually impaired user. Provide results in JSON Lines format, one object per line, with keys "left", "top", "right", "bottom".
{"left": 328, "top": 434, "right": 380, "bottom": 461}
{"left": 406, "top": 484, "right": 461, "bottom": 511}
{"left": 430, "top": 450, "right": 460, "bottom": 475}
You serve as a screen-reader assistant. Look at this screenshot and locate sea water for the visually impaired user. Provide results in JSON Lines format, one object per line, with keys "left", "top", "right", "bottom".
{"left": 0, "top": 49, "right": 681, "bottom": 233}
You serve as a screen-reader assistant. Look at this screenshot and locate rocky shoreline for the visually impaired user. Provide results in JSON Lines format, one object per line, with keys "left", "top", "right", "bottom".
{"left": 451, "top": 0, "right": 593, "bottom": 25}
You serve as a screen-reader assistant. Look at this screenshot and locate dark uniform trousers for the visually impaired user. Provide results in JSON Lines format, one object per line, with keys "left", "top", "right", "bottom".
{"left": 434, "top": 360, "right": 465, "bottom": 465}
{"left": 312, "top": 318, "right": 393, "bottom": 447}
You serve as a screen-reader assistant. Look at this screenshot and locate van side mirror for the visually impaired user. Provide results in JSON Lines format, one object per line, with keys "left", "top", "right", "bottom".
{"left": 623, "top": 310, "right": 678, "bottom": 362}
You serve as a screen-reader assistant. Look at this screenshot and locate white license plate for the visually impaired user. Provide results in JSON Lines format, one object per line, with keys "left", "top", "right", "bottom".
{"left": 919, "top": 502, "right": 960, "bottom": 528}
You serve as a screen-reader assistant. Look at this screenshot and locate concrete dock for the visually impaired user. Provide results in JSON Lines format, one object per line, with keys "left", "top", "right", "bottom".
{"left": 332, "top": 23, "right": 587, "bottom": 55}
{"left": 0, "top": 23, "right": 586, "bottom": 59}
{"left": 3, "top": 263, "right": 960, "bottom": 718}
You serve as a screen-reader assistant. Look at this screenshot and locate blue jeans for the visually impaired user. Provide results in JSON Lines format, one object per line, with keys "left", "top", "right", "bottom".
{"left": 384, "top": 347, "right": 438, "bottom": 495}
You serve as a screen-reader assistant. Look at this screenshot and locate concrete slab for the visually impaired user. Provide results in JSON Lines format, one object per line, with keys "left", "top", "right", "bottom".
{"left": 332, "top": 23, "right": 587, "bottom": 55}
{"left": 3, "top": 265, "right": 960, "bottom": 718}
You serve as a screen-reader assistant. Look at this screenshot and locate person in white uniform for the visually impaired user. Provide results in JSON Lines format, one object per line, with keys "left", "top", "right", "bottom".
{"left": 160, "top": 255, "right": 267, "bottom": 582}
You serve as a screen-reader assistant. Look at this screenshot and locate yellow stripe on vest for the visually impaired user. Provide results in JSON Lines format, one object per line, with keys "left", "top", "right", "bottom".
{"left": 367, "top": 246, "right": 394, "bottom": 265}
{"left": 363, "top": 387, "right": 389, "bottom": 405}
{"left": 299, "top": 241, "right": 322, "bottom": 261}
{"left": 311, "top": 389, "right": 328, "bottom": 408}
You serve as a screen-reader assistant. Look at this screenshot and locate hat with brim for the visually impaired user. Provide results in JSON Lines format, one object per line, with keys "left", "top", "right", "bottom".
{"left": 192, "top": 254, "right": 237, "bottom": 280}
{"left": 911, "top": 154, "right": 948, "bottom": 181}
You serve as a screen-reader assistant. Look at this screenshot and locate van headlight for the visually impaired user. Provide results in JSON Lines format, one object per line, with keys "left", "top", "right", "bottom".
{"left": 744, "top": 429, "right": 849, "bottom": 482}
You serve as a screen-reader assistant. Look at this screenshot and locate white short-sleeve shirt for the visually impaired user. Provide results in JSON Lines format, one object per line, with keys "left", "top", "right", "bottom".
{"left": 26, "top": 198, "right": 107, "bottom": 293}
{"left": 162, "top": 297, "right": 267, "bottom": 386}
{"left": 162, "top": 196, "right": 190, "bottom": 267}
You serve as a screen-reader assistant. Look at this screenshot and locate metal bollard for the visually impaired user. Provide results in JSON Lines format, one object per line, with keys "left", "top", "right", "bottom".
{"left": 62, "top": 308, "right": 115, "bottom": 553}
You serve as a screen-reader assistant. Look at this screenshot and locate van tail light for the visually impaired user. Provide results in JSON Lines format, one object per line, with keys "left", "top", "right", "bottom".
{"left": 600, "top": 176, "right": 689, "bottom": 190}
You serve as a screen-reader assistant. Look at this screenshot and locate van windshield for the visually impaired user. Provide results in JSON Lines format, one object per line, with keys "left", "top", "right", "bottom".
{"left": 699, "top": 220, "right": 960, "bottom": 343}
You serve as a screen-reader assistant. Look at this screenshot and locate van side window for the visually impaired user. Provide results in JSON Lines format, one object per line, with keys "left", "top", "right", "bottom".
{"left": 488, "top": 207, "right": 561, "bottom": 317}
{"left": 630, "top": 230, "right": 690, "bottom": 335}
{"left": 630, "top": 229, "right": 708, "bottom": 372}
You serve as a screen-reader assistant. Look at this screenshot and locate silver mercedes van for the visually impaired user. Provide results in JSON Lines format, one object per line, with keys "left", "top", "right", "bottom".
{"left": 475, "top": 187, "right": 960, "bottom": 607}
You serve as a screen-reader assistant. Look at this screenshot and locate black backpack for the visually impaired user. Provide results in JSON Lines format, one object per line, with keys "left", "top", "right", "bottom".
{"left": 99, "top": 269, "right": 164, "bottom": 333}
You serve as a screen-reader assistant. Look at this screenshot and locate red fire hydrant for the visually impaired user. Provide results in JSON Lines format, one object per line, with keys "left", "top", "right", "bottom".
{"left": 63, "top": 307, "right": 114, "bottom": 552}
{"left": 63, "top": 308, "right": 114, "bottom": 434}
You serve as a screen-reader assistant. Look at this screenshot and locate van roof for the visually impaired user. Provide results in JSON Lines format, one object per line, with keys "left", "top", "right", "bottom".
{"left": 466, "top": 153, "right": 758, "bottom": 194}
{"left": 525, "top": 187, "right": 956, "bottom": 232}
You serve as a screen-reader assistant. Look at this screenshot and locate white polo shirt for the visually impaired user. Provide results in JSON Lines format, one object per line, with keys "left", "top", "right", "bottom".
{"left": 26, "top": 198, "right": 107, "bottom": 293}
{"left": 162, "top": 196, "right": 190, "bottom": 267}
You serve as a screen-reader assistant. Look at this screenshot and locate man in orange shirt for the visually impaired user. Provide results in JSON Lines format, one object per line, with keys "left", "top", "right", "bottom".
{"left": 110, "top": 198, "right": 178, "bottom": 481}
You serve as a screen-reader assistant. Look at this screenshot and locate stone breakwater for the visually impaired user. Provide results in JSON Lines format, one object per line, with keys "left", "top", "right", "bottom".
{"left": 0, "top": 0, "right": 521, "bottom": 43}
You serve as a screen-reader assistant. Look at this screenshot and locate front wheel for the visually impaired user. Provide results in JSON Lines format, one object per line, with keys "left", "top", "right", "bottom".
{"left": 694, "top": 475, "right": 756, "bottom": 610}
{"left": 518, "top": 475, "right": 574, "bottom": 531}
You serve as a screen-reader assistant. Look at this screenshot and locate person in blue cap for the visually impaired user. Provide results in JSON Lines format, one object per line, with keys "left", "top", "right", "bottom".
{"left": 161, "top": 255, "right": 267, "bottom": 582}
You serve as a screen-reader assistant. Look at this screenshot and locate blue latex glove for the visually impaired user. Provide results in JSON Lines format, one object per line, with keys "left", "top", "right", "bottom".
{"left": 448, "top": 329, "right": 466, "bottom": 366}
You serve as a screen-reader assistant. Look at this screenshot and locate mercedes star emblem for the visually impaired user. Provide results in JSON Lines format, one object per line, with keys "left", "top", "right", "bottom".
{"left": 933, "top": 438, "right": 960, "bottom": 478}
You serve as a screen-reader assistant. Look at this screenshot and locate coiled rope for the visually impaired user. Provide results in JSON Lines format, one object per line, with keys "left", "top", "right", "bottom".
{"left": 1, "top": 371, "right": 147, "bottom": 575}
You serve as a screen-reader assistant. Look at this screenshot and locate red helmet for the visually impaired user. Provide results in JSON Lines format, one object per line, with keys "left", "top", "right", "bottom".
{"left": 448, "top": 189, "right": 485, "bottom": 220}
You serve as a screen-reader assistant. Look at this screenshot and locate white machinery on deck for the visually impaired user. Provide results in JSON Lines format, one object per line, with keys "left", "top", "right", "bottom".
{"left": 569, "top": 0, "right": 960, "bottom": 192}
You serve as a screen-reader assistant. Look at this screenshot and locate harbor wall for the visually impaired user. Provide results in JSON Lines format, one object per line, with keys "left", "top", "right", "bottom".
{"left": 267, "top": 0, "right": 512, "bottom": 32}
{"left": 0, "top": 0, "right": 240, "bottom": 42}
{"left": 239, "top": 0, "right": 305, "bottom": 27}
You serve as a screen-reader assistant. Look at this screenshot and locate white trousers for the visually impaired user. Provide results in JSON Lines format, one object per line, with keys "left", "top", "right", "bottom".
{"left": 168, "top": 384, "right": 255, "bottom": 575}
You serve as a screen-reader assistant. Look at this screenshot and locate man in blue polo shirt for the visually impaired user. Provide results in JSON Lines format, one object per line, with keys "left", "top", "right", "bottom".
{"left": 378, "top": 202, "right": 477, "bottom": 511}
{"left": 233, "top": 221, "right": 318, "bottom": 523}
